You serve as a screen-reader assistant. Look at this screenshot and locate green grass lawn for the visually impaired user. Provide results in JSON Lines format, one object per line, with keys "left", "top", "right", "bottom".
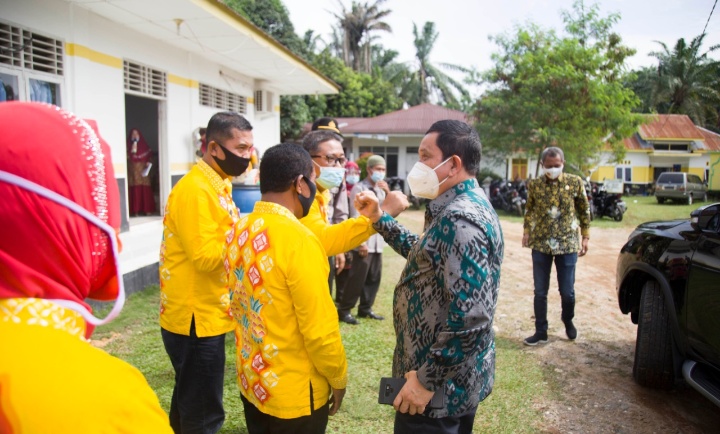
{"left": 496, "top": 194, "right": 711, "bottom": 229}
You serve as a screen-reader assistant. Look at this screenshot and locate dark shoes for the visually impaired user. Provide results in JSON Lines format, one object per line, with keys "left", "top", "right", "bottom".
{"left": 358, "top": 311, "right": 384, "bottom": 320}
{"left": 339, "top": 313, "right": 359, "bottom": 325}
{"left": 564, "top": 320, "right": 577, "bottom": 340}
{"left": 523, "top": 332, "right": 548, "bottom": 346}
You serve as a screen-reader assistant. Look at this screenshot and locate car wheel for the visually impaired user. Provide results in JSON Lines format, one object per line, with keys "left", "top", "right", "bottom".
{"left": 633, "top": 280, "right": 675, "bottom": 389}
{"left": 656, "top": 197, "right": 665, "bottom": 204}
{"left": 687, "top": 194, "right": 693, "bottom": 205}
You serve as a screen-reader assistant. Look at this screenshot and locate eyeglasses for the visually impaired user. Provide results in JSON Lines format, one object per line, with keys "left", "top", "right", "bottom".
{"left": 311, "top": 154, "right": 347, "bottom": 166}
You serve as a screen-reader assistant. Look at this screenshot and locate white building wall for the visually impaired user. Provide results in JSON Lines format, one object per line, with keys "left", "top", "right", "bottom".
{"left": 4, "top": 0, "right": 283, "bottom": 279}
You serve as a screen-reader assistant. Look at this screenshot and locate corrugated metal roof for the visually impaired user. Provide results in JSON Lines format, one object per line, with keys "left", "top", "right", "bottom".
{"left": 623, "top": 114, "right": 717, "bottom": 151}
{"left": 697, "top": 127, "right": 720, "bottom": 151}
{"left": 340, "top": 103, "right": 469, "bottom": 135}
{"left": 637, "top": 114, "right": 704, "bottom": 141}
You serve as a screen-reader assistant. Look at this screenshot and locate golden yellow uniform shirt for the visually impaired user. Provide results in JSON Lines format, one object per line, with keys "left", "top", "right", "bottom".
{"left": 228, "top": 202, "right": 348, "bottom": 419}
{"left": 0, "top": 298, "right": 172, "bottom": 434}
{"left": 300, "top": 189, "right": 375, "bottom": 256}
{"left": 159, "top": 160, "right": 238, "bottom": 337}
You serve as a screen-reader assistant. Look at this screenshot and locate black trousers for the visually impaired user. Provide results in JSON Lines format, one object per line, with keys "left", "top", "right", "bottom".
{"left": 240, "top": 390, "right": 329, "bottom": 434}
{"left": 161, "top": 317, "right": 226, "bottom": 434}
{"left": 394, "top": 408, "right": 477, "bottom": 434}
{"left": 336, "top": 251, "right": 382, "bottom": 316}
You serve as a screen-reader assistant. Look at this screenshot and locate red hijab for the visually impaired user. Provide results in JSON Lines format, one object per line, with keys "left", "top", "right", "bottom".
{"left": 0, "top": 102, "right": 121, "bottom": 314}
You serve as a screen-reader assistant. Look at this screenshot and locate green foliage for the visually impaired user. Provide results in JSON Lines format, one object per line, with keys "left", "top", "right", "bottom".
{"left": 311, "top": 52, "right": 403, "bottom": 118}
{"left": 627, "top": 34, "right": 720, "bottom": 131}
{"left": 403, "top": 22, "right": 471, "bottom": 109}
{"left": 475, "top": 0, "right": 644, "bottom": 174}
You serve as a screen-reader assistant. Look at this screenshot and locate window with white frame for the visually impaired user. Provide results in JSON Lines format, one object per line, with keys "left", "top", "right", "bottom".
{"left": 615, "top": 166, "right": 632, "bottom": 182}
{"left": 0, "top": 21, "right": 64, "bottom": 105}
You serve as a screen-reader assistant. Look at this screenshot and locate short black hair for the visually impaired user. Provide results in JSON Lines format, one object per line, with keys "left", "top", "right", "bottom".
{"left": 206, "top": 112, "right": 252, "bottom": 145}
{"left": 260, "top": 143, "right": 313, "bottom": 194}
{"left": 425, "top": 120, "right": 481, "bottom": 176}
{"left": 301, "top": 130, "right": 343, "bottom": 155}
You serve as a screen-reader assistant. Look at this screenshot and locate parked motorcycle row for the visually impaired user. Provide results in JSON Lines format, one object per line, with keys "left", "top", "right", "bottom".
{"left": 485, "top": 178, "right": 627, "bottom": 222}
{"left": 488, "top": 179, "right": 527, "bottom": 216}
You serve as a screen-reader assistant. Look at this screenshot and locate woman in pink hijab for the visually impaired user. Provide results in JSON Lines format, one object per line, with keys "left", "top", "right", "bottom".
{"left": 0, "top": 102, "right": 172, "bottom": 433}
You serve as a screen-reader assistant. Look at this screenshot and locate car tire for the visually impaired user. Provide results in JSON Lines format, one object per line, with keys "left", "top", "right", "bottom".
{"left": 687, "top": 194, "right": 693, "bottom": 205}
{"left": 633, "top": 280, "right": 675, "bottom": 389}
{"left": 657, "top": 197, "right": 665, "bottom": 204}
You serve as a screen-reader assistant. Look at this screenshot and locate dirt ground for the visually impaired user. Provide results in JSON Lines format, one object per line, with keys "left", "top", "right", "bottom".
{"left": 496, "top": 220, "right": 720, "bottom": 433}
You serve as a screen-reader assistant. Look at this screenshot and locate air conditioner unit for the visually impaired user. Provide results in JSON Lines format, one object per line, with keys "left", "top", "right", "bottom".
{"left": 254, "top": 90, "right": 273, "bottom": 113}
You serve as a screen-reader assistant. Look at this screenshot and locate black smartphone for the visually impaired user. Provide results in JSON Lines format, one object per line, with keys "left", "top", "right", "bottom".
{"left": 378, "top": 377, "right": 444, "bottom": 409}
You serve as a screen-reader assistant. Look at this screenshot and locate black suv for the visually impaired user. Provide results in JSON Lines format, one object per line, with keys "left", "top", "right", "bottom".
{"left": 616, "top": 203, "right": 720, "bottom": 407}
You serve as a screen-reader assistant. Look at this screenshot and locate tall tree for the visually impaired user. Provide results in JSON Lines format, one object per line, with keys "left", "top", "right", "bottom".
{"left": 333, "top": 0, "right": 392, "bottom": 73}
{"left": 402, "top": 21, "right": 470, "bottom": 109}
{"left": 647, "top": 34, "right": 720, "bottom": 130}
{"left": 475, "top": 0, "right": 644, "bottom": 173}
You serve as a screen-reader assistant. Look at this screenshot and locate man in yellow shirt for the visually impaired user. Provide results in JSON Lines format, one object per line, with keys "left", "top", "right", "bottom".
{"left": 227, "top": 143, "right": 347, "bottom": 433}
{"left": 298, "top": 131, "right": 408, "bottom": 312}
{"left": 160, "top": 111, "right": 254, "bottom": 433}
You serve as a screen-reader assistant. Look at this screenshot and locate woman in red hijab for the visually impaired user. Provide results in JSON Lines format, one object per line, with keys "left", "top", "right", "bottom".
{"left": 127, "top": 127, "right": 156, "bottom": 215}
{"left": 0, "top": 102, "right": 172, "bottom": 433}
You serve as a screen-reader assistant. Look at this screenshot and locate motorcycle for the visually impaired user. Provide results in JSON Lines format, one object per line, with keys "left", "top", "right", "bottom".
{"left": 489, "top": 179, "right": 525, "bottom": 216}
{"left": 591, "top": 184, "right": 627, "bottom": 221}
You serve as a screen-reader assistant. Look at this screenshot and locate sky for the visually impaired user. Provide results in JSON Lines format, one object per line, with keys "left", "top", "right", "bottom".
{"left": 284, "top": 0, "right": 719, "bottom": 92}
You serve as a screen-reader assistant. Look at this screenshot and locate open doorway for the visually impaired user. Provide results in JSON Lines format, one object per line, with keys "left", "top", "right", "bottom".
{"left": 125, "top": 94, "right": 161, "bottom": 219}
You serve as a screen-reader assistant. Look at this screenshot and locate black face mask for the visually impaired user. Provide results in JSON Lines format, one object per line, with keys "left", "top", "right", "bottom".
{"left": 211, "top": 141, "right": 251, "bottom": 177}
{"left": 297, "top": 177, "right": 317, "bottom": 218}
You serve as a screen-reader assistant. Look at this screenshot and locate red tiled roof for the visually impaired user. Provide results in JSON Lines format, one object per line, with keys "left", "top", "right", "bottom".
{"left": 339, "top": 103, "right": 469, "bottom": 135}
{"left": 637, "top": 114, "right": 704, "bottom": 141}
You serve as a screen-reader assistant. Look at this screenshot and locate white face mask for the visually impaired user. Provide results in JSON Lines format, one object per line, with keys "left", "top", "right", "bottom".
{"left": 0, "top": 170, "right": 125, "bottom": 328}
{"left": 544, "top": 165, "right": 563, "bottom": 180}
{"left": 406, "top": 157, "right": 453, "bottom": 199}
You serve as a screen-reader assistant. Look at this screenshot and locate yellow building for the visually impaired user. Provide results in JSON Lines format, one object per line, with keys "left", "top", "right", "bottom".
{"left": 590, "top": 115, "right": 720, "bottom": 194}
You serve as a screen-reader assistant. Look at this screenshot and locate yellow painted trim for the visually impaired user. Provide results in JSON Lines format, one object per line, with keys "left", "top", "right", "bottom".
{"left": 247, "top": 97, "right": 255, "bottom": 104}
{"left": 168, "top": 74, "right": 198, "bottom": 88}
{"left": 65, "top": 43, "right": 122, "bottom": 68}
{"left": 171, "top": 162, "right": 195, "bottom": 172}
{"left": 638, "top": 135, "right": 704, "bottom": 142}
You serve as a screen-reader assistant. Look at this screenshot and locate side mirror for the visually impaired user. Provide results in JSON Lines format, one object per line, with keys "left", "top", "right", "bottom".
{"left": 690, "top": 203, "right": 720, "bottom": 232}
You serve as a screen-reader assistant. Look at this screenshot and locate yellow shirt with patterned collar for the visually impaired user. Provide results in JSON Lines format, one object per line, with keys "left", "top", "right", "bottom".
{"left": 300, "top": 188, "right": 375, "bottom": 256}
{"left": 523, "top": 172, "right": 591, "bottom": 255}
{"left": 159, "top": 160, "right": 238, "bottom": 337}
{"left": 227, "top": 201, "right": 348, "bottom": 419}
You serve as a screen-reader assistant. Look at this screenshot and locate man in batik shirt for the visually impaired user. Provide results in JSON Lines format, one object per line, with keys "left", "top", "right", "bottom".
{"left": 522, "top": 146, "right": 590, "bottom": 346}
{"left": 356, "top": 120, "right": 504, "bottom": 434}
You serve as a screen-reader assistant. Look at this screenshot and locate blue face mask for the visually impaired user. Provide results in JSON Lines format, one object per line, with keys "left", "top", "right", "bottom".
{"left": 313, "top": 160, "right": 345, "bottom": 190}
{"left": 346, "top": 174, "right": 360, "bottom": 185}
{"left": 370, "top": 171, "right": 385, "bottom": 183}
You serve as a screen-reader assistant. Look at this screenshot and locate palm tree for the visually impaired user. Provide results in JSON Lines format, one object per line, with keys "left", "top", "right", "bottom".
{"left": 333, "top": 0, "right": 392, "bottom": 73}
{"left": 647, "top": 34, "right": 720, "bottom": 128}
{"left": 403, "top": 21, "right": 471, "bottom": 109}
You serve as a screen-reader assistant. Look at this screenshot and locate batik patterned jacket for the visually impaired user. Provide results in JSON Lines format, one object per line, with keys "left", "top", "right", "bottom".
{"left": 523, "top": 173, "right": 590, "bottom": 255}
{"left": 373, "top": 178, "right": 504, "bottom": 417}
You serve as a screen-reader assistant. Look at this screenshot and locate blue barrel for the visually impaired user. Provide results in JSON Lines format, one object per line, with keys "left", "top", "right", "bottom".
{"left": 232, "top": 184, "right": 261, "bottom": 214}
